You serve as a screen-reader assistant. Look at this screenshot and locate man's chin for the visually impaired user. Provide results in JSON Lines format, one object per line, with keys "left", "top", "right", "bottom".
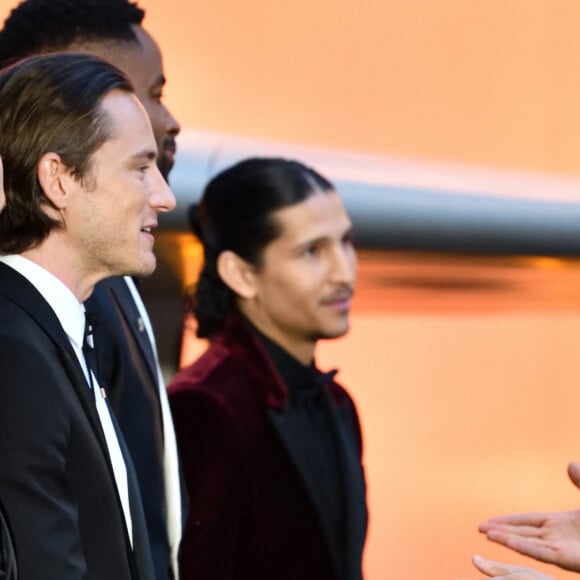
{"left": 128, "top": 255, "right": 157, "bottom": 278}
{"left": 139, "top": 262, "right": 157, "bottom": 277}
{"left": 315, "top": 322, "right": 351, "bottom": 342}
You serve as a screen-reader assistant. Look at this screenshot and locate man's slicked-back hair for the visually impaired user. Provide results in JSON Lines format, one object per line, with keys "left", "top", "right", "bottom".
{"left": 0, "top": 0, "right": 145, "bottom": 68}
{"left": 189, "top": 157, "right": 335, "bottom": 339}
{"left": 0, "top": 52, "right": 134, "bottom": 253}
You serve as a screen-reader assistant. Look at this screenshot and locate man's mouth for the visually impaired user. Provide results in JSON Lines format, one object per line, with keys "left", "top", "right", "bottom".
{"left": 141, "top": 224, "right": 157, "bottom": 237}
{"left": 164, "top": 138, "right": 176, "bottom": 159}
{"left": 321, "top": 288, "right": 354, "bottom": 309}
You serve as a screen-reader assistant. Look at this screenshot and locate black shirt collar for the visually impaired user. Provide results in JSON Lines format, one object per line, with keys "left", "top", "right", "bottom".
{"left": 244, "top": 319, "right": 337, "bottom": 405}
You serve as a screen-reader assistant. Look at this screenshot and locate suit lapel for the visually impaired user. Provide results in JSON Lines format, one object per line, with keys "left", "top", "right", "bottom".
{"left": 105, "top": 277, "right": 158, "bottom": 384}
{"left": 267, "top": 391, "right": 367, "bottom": 580}
{"left": 0, "top": 264, "right": 108, "bottom": 454}
{"left": 267, "top": 407, "right": 345, "bottom": 578}
{"left": 110, "top": 410, "right": 156, "bottom": 580}
{"left": 60, "top": 347, "right": 144, "bottom": 576}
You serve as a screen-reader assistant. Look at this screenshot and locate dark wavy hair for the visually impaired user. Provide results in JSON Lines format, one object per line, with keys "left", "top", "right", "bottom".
{"left": 189, "top": 157, "right": 335, "bottom": 339}
{"left": 0, "top": 52, "right": 133, "bottom": 253}
{"left": 0, "top": 0, "right": 145, "bottom": 67}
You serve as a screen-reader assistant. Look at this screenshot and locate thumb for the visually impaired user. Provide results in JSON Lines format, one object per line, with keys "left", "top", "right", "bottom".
{"left": 472, "top": 555, "right": 506, "bottom": 576}
{"left": 567, "top": 461, "right": 580, "bottom": 490}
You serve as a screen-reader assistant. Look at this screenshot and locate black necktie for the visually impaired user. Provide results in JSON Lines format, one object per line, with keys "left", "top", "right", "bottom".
{"left": 82, "top": 312, "right": 143, "bottom": 564}
{"left": 83, "top": 312, "right": 100, "bottom": 391}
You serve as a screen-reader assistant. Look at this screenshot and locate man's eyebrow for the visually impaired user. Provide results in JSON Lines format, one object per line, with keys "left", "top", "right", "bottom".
{"left": 131, "top": 149, "right": 158, "bottom": 162}
{"left": 291, "top": 235, "right": 328, "bottom": 253}
{"left": 293, "top": 226, "right": 354, "bottom": 248}
{"left": 298, "top": 235, "right": 327, "bottom": 246}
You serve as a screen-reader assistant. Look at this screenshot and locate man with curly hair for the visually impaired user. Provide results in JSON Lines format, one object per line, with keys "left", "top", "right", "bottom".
{"left": 0, "top": 3, "right": 183, "bottom": 579}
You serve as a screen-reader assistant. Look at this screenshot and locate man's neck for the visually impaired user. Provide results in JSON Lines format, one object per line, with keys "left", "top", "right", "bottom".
{"left": 239, "top": 314, "right": 316, "bottom": 366}
{"left": 21, "top": 241, "right": 97, "bottom": 303}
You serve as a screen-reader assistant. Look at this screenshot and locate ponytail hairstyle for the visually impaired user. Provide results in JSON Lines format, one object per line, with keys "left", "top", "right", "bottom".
{"left": 188, "top": 157, "right": 334, "bottom": 338}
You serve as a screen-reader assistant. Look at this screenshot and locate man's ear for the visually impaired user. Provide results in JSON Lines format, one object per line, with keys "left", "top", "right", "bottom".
{"left": 37, "top": 152, "right": 75, "bottom": 211}
{"left": 217, "top": 250, "right": 257, "bottom": 299}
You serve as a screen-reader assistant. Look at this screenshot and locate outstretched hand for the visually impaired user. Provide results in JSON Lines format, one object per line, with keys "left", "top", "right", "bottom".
{"left": 478, "top": 461, "right": 580, "bottom": 572}
{"left": 471, "top": 555, "right": 554, "bottom": 580}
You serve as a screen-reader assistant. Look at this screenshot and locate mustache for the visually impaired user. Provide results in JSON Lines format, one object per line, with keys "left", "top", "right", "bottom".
{"left": 162, "top": 136, "right": 177, "bottom": 154}
{"left": 321, "top": 285, "right": 354, "bottom": 304}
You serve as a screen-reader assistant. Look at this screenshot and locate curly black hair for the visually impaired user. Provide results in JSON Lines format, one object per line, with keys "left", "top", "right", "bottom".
{"left": 0, "top": 0, "right": 145, "bottom": 68}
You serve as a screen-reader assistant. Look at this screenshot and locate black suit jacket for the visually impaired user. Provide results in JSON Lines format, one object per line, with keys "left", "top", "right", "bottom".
{"left": 86, "top": 277, "right": 173, "bottom": 580}
{"left": 0, "top": 264, "right": 154, "bottom": 580}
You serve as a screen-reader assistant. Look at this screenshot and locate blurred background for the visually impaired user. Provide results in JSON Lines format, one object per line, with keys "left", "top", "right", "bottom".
{"left": 3, "top": 1, "right": 580, "bottom": 578}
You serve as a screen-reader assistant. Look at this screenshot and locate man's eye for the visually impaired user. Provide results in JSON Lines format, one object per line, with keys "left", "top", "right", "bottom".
{"left": 304, "top": 245, "right": 320, "bottom": 257}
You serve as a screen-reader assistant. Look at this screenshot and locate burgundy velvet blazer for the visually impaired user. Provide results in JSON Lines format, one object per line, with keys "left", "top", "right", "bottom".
{"left": 168, "top": 317, "right": 367, "bottom": 580}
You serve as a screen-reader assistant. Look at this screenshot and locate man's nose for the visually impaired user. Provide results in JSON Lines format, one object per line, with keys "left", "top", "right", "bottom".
{"left": 164, "top": 104, "right": 180, "bottom": 138}
{"left": 150, "top": 167, "right": 176, "bottom": 212}
{"left": 330, "top": 244, "right": 357, "bottom": 284}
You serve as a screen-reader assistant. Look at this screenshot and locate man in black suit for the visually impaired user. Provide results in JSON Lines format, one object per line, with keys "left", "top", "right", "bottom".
{"left": 0, "top": 170, "right": 15, "bottom": 580}
{"left": 0, "top": 3, "right": 184, "bottom": 578}
{"left": 0, "top": 52, "right": 175, "bottom": 579}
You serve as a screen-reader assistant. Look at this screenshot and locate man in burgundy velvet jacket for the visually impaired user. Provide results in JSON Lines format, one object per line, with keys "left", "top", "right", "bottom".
{"left": 168, "top": 157, "right": 368, "bottom": 580}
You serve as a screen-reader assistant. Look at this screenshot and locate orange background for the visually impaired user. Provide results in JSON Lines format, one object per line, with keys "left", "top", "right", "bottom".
{"left": 3, "top": 1, "right": 580, "bottom": 579}
{"left": 179, "top": 251, "right": 580, "bottom": 580}
{"left": 139, "top": 1, "right": 580, "bottom": 175}
{"left": 3, "top": 1, "right": 580, "bottom": 173}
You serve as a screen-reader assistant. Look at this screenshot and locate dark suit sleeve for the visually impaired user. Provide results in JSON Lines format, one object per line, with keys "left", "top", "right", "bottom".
{"left": 169, "top": 388, "right": 250, "bottom": 580}
{"left": 0, "top": 339, "right": 86, "bottom": 579}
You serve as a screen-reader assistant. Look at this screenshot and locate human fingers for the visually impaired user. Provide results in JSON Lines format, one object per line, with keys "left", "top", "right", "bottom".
{"left": 472, "top": 555, "right": 553, "bottom": 579}
{"left": 480, "top": 514, "right": 547, "bottom": 533}
{"left": 489, "top": 535, "right": 561, "bottom": 567}
{"left": 485, "top": 525, "right": 545, "bottom": 542}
